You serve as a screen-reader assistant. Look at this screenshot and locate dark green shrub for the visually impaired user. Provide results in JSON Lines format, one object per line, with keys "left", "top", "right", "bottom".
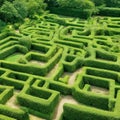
{"left": 13, "top": 0, "right": 28, "bottom": 20}
{"left": 0, "top": 20, "right": 6, "bottom": 32}
{"left": 49, "top": 0, "right": 95, "bottom": 19}
{"left": 105, "top": 0, "right": 120, "bottom": 7}
{"left": 57, "top": 0, "right": 94, "bottom": 9}
{"left": 0, "top": 0, "right": 47, "bottom": 23}
{"left": 26, "top": 0, "right": 47, "bottom": 18}
{"left": 99, "top": 7, "right": 120, "bottom": 17}
{"left": 91, "top": 0, "right": 105, "bottom": 6}
{"left": 0, "top": 1, "right": 19, "bottom": 22}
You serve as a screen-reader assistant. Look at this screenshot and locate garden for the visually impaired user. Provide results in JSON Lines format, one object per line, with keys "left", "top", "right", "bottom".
{"left": 0, "top": 0, "right": 120, "bottom": 120}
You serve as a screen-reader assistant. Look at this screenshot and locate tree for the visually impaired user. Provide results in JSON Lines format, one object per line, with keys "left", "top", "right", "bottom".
{"left": 13, "top": 0, "right": 28, "bottom": 19}
{"left": 26, "top": 0, "right": 47, "bottom": 18}
{"left": 0, "top": 0, "right": 14, "bottom": 6}
{"left": 0, "top": 1, "right": 19, "bottom": 22}
{"left": 0, "top": 0, "right": 47, "bottom": 23}
{"left": 0, "top": 0, "right": 5, "bottom": 6}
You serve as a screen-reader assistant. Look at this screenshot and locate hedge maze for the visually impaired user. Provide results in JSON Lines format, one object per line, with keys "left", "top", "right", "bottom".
{"left": 0, "top": 14, "right": 120, "bottom": 120}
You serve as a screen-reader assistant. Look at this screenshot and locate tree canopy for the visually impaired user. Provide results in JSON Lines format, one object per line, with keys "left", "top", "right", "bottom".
{"left": 0, "top": 0, "right": 47, "bottom": 22}
{"left": 0, "top": 0, "right": 120, "bottom": 24}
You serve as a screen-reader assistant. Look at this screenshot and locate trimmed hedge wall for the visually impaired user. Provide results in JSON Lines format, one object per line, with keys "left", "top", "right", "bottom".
{"left": 0, "top": 105, "right": 29, "bottom": 120}
{"left": 17, "top": 85, "right": 60, "bottom": 119}
{"left": 0, "top": 85, "right": 13, "bottom": 104}
{"left": 49, "top": 7, "right": 92, "bottom": 19}
{"left": 99, "top": 7, "right": 120, "bottom": 17}
{"left": 62, "top": 103, "right": 120, "bottom": 120}
{"left": 0, "top": 114, "right": 16, "bottom": 120}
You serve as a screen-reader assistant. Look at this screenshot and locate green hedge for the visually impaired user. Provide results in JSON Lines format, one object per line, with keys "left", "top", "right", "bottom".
{"left": 99, "top": 7, "right": 120, "bottom": 17}
{"left": 49, "top": 7, "right": 92, "bottom": 19}
{"left": 0, "top": 114, "right": 16, "bottom": 120}
{"left": 0, "top": 105, "right": 29, "bottom": 120}
{"left": 0, "top": 70, "right": 32, "bottom": 90}
{"left": 63, "top": 58, "right": 83, "bottom": 72}
{"left": 1, "top": 61, "right": 47, "bottom": 76}
{"left": 85, "top": 67, "right": 119, "bottom": 82}
{"left": 0, "top": 45, "right": 28, "bottom": 60}
{"left": 49, "top": 81, "right": 72, "bottom": 95}
{"left": 62, "top": 103, "right": 120, "bottom": 120}
{"left": 31, "top": 43, "right": 49, "bottom": 54}
{"left": 0, "top": 86, "right": 13, "bottom": 104}
{"left": 104, "top": 0, "right": 120, "bottom": 7}
{"left": 84, "top": 59, "right": 120, "bottom": 72}
{"left": 0, "top": 77, "right": 25, "bottom": 90}
{"left": 73, "top": 77, "right": 110, "bottom": 110}
{"left": 72, "top": 68, "right": 116, "bottom": 110}
{"left": 17, "top": 85, "right": 60, "bottom": 119}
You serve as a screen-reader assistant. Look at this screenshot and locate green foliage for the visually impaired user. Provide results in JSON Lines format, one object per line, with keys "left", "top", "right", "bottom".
{"left": 63, "top": 103, "right": 119, "bottom": 120}
{"left": 0, "top": 0, "right": 13, "bottom": 6}
{"left": 0, "top": 0, "right": 28, "bottom": 22}
{"left": 99, "top": 7, "right": 120, "bottom": 17}
{"left": 0, "top": 104, "right": 29, "bottom": 120}
{"left": 0, "top": 20, "right": 6, "bottom": 32}
{"left": 45, "top": 0, "right": 58, "bottom": 7}
{"left": 18, "top": 36, "right": 32, "bottom": 50}
{"left": 13, "top": 0, "right": 28, "bottom": 19}
{"left": 26, "top": 0, "right": 47, "bottom": 18}
{"left": 48, "top": 0, "right": 95, "bottom": 19}
{"left": 0, "top": 0, "right": 47, "bottom": 23}
{"left": 57, "top": 0, "right": 95, "bottom": 9}
{"left": 111, "top": 39, "right": 120, "bottom": 53}
{"left": 46, "top": 0, "right": 120, "bottom": 17}
{"left": 0, "top": 1, "right": 19, "bottom": 22}
{"left": 91, "top": 0, "right": 105, "bottom": 6}
{"left": 105, "top": 0, "right": 120, "bottom": 7}
{"left": 91, "top": 0, "right": 119, "bottom": 7}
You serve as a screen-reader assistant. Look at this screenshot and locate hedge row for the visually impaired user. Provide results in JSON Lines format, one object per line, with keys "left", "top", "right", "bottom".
{"left": 61, "top": 65, "right": 120, "bottom": 119}
{"left": 17, "top": 85, "right": 60, "bottom": 119}
{"left": 0, "top": 114, "right": 16, "bottom": 120}
{"left": 85, "top": 67, "right": 119, "bottom": 82}
{"left": 0, "top": 104, "right": 29, "bottom": 120}
{"left": 49, "top": 7, "right": 92, "bottom": 19}
{"left": 99, "top": 7, "right": 120, "bottom": 17}
{"left": 0, "top": 47, "right": 61, "bottom": 76}
{"left": 0, "top": 70, "right": 34, "bottom": 90}
{"left": 84, "top": 59, "right": 120, "bottom": 72}
{"left": 62, "top": 103, "right": 120, "bottom": 120}
{"left": 73, "top": 74, "right": 113, "bottom": 110}
{"left": 0, "top": 85, "right": 13, "bottom": 104}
